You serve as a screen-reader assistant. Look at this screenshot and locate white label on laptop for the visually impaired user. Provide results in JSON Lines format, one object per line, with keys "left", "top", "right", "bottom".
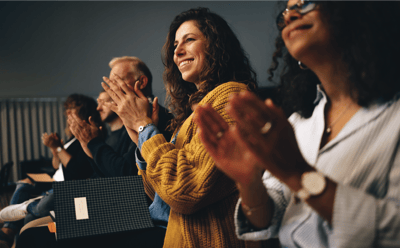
{"left": 74, "top": 197, "right": 89, "bottom": 220}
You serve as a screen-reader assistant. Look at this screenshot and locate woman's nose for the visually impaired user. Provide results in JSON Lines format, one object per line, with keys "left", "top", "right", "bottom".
{"left": 174, "top": 43, "right": 185, "bottom": 57}
{"left": 284, "top": 9, "right": 301, "bottom": 26}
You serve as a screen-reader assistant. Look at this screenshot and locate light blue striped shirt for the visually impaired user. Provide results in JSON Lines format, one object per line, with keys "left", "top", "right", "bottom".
{"left": 235, "top": 85, "right": 400, "bottom": 248}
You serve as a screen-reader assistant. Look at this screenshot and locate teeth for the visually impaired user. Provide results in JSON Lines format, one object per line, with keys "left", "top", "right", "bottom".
{"left": 180, "top": 60, "right": 192, "bottom": 67}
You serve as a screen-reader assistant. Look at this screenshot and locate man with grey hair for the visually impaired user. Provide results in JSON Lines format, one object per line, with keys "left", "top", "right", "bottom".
{"left": 108, "top": 56, "right": 154, "bottom": 99}
{"left": 66, "top": 56, "right": 172, "bottom": 179}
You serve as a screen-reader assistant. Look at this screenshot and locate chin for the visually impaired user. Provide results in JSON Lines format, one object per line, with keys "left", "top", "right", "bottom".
{"left": 287, "top": 42, "right": 310, "bottom": 62}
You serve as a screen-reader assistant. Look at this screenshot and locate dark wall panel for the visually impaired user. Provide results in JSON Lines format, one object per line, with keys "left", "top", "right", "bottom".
{"left": 0, "top": 1, "right": 280, "bottom": 105}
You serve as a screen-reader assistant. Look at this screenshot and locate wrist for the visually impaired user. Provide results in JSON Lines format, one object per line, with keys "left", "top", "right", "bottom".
{"left": 136, "top": 120, "right": 154, "bottom": 133}
{"left": 236, "top": 166, "right": 264, "bottom": 191}
{"left": 236, "top": 173, "right": 265, "bottom": 195}
{"left": 238, "top": 177, "right": 270, "bottom": 218}
{"left": 282, "top": 161, "right": 314, "bottom": 192}
{"left": 51, "top": 149, "right": 58, "bottom": 156}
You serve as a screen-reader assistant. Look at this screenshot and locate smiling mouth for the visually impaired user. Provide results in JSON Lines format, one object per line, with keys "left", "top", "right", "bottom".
{"left": 179, "top": 59, "right": 194, "bottom": 67}
{"left": 296, "top": 24, "right": 312, "bottom": 30}
{"left": 289, "top": 25, "right": 312, "bottom": 38}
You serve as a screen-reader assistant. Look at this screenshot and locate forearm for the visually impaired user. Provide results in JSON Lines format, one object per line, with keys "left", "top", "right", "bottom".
{"left": 51, "top": 151, "right": 60, "bottom": 170}
{"left": 237, "top": 176, "right": 274, "bottom": 229}
{"left": 305, "top": 177, "right": 336, "bottom": 224}
{"left": 142, "top": 134, "right": 238, "bottom": 214}
{"left": 55, "top": 148, "right": 72, "bottom": 168}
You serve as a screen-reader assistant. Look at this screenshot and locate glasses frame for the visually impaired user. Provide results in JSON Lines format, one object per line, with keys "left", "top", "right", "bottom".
{"left": 276, "top": 0, "right": 317, "bottom": 30}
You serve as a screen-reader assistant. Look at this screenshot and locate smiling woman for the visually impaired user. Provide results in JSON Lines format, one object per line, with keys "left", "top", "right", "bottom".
{"left": 173, "top": 20, "right": 207, "bottom": 87}
{"left": 101, "top": 7, "right": 259, "bottom": 248}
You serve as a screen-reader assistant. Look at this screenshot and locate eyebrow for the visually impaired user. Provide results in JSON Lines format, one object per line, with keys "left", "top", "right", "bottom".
{"left": 174, "top": 33, "right": 196, "bottom": 46}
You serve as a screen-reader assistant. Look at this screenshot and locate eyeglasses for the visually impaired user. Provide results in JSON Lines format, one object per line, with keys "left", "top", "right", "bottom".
{"left": 276, "top": 0, "right": 317, "bottom": 30}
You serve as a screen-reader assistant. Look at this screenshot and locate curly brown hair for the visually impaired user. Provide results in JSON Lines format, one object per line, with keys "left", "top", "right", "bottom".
{"left": 269, "top": 1, "right": 400, "bottom": 118}
{"left": 162, "top": 7, "right": 258, "bottom": 131}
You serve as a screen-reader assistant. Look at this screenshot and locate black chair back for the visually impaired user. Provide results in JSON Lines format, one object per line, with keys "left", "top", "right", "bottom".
{"left": 0, "top": 161, "right": 13, "bottom": 194}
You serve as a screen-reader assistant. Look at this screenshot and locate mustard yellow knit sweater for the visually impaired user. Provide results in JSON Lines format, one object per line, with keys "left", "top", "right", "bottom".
{"left": 140, "top": 82, "right": 257, "bottom": 248}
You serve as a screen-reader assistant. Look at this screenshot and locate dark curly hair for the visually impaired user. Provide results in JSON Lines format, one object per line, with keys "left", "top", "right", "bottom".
{"left": 162, "top": 7, "right": 258, "bottom": 131}
{"left": 64, "top": 94, "right": 105, "bottom": 137}
{"left": 269, "top": 1, "right": 400, "bottom": 118}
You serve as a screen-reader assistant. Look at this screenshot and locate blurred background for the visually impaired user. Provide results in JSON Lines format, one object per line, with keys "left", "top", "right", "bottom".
{"left": 0, "top": 1, "right": 280, "bottom": 182}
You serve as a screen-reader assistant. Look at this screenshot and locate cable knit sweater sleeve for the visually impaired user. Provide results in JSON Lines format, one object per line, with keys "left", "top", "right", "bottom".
{"left": 140, "top": 82, "right": 248, "bottom": 215}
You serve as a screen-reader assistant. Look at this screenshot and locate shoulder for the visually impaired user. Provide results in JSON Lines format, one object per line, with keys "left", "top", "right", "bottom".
{"left": 200, "top": 81, "right": 249, "bottom": 106}
{"left": 211, "top": 81, "right": 249, "bottom": 95}
{"left": 198, "top": 82, "right": 249, "bottom": 124}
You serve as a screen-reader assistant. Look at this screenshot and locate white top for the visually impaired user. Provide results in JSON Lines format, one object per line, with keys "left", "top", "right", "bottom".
{"left": 235, "top": 85, "right": 400, "bottom": 247}
{"left": 52, "top": 137, "right": 76, "bottom": 182}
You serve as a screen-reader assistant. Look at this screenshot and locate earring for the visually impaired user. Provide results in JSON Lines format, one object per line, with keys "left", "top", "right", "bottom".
{"left": 298, "top": 61, "right": 308, "bottom": 70}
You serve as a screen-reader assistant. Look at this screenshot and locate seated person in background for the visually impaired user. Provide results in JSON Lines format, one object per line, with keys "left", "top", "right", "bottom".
{"left": 17, "top": 58, "right": 174, "bottom": 248}
{"left": 102, "top": 7, "right": 259, "bottom": 247}
{"left": 0, "top": 94, "right": 100, "bottom": 248}
{"left": 69, "top": 57, "right": 173, "bottom": 178}
{"left": 195, "top": 1, "right": 400, "bottom": 247}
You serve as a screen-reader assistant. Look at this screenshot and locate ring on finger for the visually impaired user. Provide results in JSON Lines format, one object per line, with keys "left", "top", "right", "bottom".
{"left": 260, "top": 121, "right": 273, "bottom": 134}
{"left": 216, "top": 131, "right": 224, "bottom": 139}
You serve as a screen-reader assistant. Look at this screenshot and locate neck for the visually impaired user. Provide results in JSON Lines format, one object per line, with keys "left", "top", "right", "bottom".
{"left": 304, "top": 53, "right": 354, "bottom": 107}
{"left": 108, "top": 117, "right": 124, "bottom": 132}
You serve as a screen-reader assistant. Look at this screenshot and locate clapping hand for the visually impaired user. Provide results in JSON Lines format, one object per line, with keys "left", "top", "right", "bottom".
{"left": 101, "top": 74, "right": 160, "bottom": 144}
{"left": 101, "top": 74, "right": 153, "bottom": 132}
{"left": 67, "top": 114, "right": 102, "bottom": 158}
{"left": 42, "top": 132, "right": 63, "bottom": 150}
{"left": 195, "top": 91, "right": 311, "bottom": 191}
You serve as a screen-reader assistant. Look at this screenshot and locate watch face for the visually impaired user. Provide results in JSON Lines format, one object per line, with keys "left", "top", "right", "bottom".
{"left": 302, "top": 171, "right": 326, "bottom": 195}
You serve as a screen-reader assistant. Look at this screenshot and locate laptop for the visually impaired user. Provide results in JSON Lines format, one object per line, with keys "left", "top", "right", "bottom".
{"left": 53, "top": 175, "right": 154, "bottom": 241}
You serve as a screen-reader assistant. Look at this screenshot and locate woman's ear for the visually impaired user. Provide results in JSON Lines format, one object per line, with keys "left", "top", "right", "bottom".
{"left": 139, "top": 75, "right": 148, "bottom": 90}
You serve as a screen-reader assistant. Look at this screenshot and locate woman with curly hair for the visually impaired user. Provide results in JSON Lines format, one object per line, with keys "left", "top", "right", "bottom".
{"left": 195, "top": 1, "right": 400, "bottom": 247}
{"left": 102, "top": 7, "right": 258, "bottom": 248}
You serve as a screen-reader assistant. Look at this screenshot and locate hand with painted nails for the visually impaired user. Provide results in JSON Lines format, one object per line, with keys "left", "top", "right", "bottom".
{"left": 101, "top": 75, "right": 153, "bottom": 133}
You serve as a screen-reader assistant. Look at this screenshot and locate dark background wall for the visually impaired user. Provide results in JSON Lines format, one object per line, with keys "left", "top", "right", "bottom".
{"left": 0, "top": 1, "right": 281, "bottom": 105}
